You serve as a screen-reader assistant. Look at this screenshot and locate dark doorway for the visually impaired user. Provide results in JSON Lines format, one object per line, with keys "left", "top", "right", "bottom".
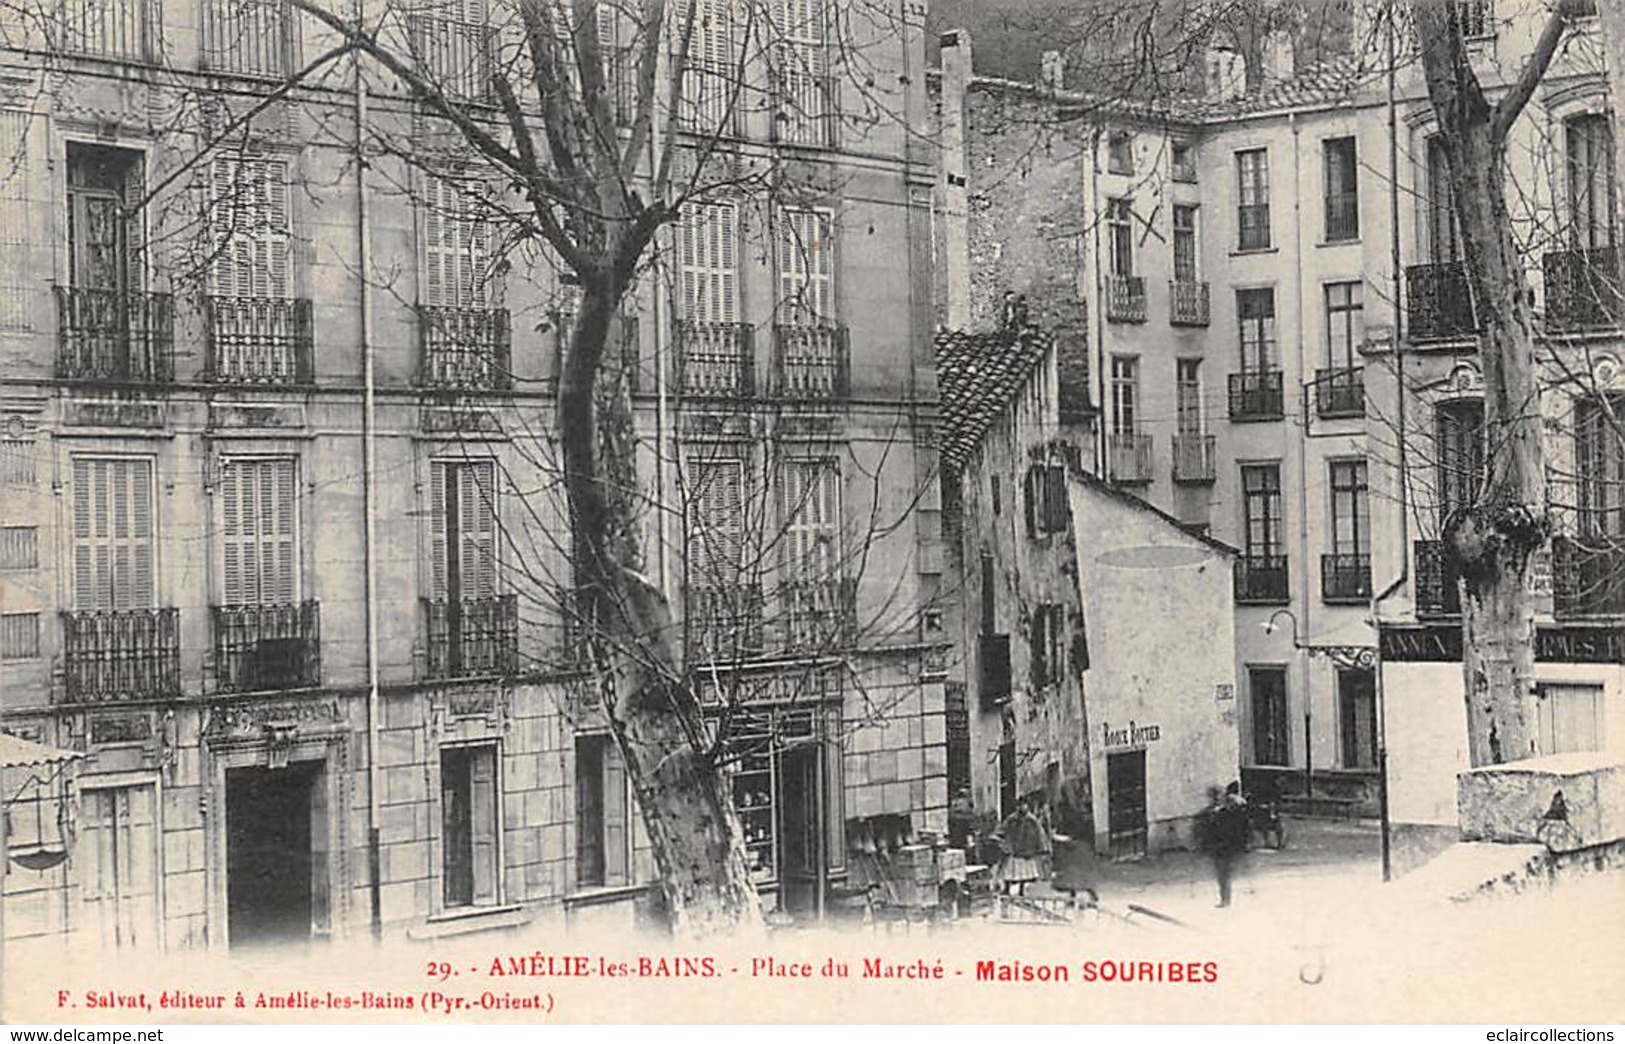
{"left": 777, "top": 743, "right": 822, "bottom": 916}
{"left": 226, "top": 762, "right": 319, "bottom": 949}
{"left": 1106, "top": 750, "right": 1147, "bottom": 859}
{"left": 1338, "top": 668, "right": 1378, "bottom": 769}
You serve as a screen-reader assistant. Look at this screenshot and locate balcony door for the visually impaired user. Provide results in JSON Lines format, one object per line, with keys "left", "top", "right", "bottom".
{"left": 1242, "top": 464, "right": 1284, "bottom": 561}
{"left": 1425, "top": 135, "right": 1460, "bottom": 263}
{"left": 429, "top": 459, "right": 497, "bottom": 675}
{"left": 1566, "top": 115, "right": 1616, "bottom": 251}
{"left": 68, "top": 145, "right": 140, "bottom": 295}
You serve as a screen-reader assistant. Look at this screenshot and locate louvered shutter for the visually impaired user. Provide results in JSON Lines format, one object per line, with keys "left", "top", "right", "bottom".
{"left": 73, "top": 458, "right": 155, "bottom": 611}
{"left": 692, "top": 459, "right": 743, "bottom": 584}
{"left": 220, "top": 458, "right": 297, "bottom": 606}
{"left": 424, "top": 176, "right": 451, "bottom": 308}
{"left": 469, "top": 747, "right": 499, "bottom": 904}
{"left": 602, "top": 745, "right": 629, "bottom": 887}
{"left": 779, "top": 209, "right": 831, "bottom": 322}
{"left": 459, "top": 461, "right": 497, "bottom": 600}
{"left": 682, "top": 202, "right": 738, "bottom": 324}
{"left": 212, "top": 153, "right": 291, "bottom": 299}
{"left": 784, "top": 459, "right": 838, "bottom": 580}
{"left": 426, "top": 175, "right": 491, "bottom": 309}
{"left": 429, "top": 462, "right": 448, "bottom": 600}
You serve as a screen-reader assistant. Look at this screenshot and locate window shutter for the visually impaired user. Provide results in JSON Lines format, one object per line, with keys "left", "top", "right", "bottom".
{"left": 424, "top": 176, "right": 450, "bottom": 308}
{"left": 220, "top": 460, "right": 243, "bottom": 605}
{"left": 211, "top": 153, "right": 290, "bottom": 299}
{"left": 73, "top": 458, "right": 155, "bottom": 611}
{"left": 469, "top": 747, "right": 499, "bottom": 905}
{"left": 602, "top": 743, "right": 629, "bottom": 887}
{"left": 1045, "top": 464, "right": 1067, "bottom": 532}
{"left": 1023, "top": 466, "right": 1037, "bottom": 539}
{"left": 779, "top": 209, "right": 830, "bottom": 322}
{"left": 682, "top": 202, "right": 737, "bottom": 324}
{"left": 73, "top": 457, "right": 93, "bottom": 609}
{"left": 262, "top": 157, "right": 290, "bottom": 299}
{"left": 220, "top": 458, "right": 297, "bottom": 606}
{"left": 1029, "top": 612, "right": 1045, "bottom": 687}
{"left": 691, "top": 458, "right": 743, "bottom": 584}
{"left": 458, "top": 461, "right": 497, "bottom": 599}
{"left": 429, "top": 462, "right": 448, "bottom": 600}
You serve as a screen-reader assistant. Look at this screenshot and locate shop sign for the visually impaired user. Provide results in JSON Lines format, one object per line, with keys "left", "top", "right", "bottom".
{"left": 1535, "top": 626, "right": 1625, "bottom": 665}
{"left": 1101, "top": 721, "right": 1161, "bottom": 749}
{"left": 1378, "top": 625, "right": 1463, "bottom": 662}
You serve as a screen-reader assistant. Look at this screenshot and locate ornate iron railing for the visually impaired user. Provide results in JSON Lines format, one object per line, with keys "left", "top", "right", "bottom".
{"left": 778, "top": 576, "right": 856, "bottom": 649}
{"left": 1321, "top": 553, "right": 1371, "bottom": 603}
{"left": 1228, "top": 369, "right": 1284, "bottom": 421}
{"left": 54, "top": 0, "right": 155, "bottom": 60}
{"left": 60, "top": 608, "right": 180, "bottom": 702}
{"left": 1105, "top": 274, "right": 1146, "bottom": 322}
{"left": 200, "top": 0, "right": 294, "bottom": 76}
{"left": 424, "top": 595, "right": 518, "bottom": 679}
{"left": 407, "top": 14, "right": 496, "bottom": 104}
{"left": 211, "top": 601, "right": 321, "bottom": 693}
{"left": 1233, "top": 555, "right": 1290, "bottom": 604}
{"left": 1169, "top": 280, "right": 1210, "bottom": 326}
{"left": 205, "top": 295, "right": 314, "bottom": 385}
{"left": 771, "top": 68, "right": 835, "bottom": 147}
{"left": 1108, "top": 432, "right": 1153, "bottom": 485}
{"left": 54, "top": 287, "right": 174, "bottom": 385}
{"left": 417, "top": 304, "right": 512, "bottom": 391}
{"left": 685, "top": 582, "right": 765, "bottom": 658}
{"left": 1552, "top": 535, "right": 1625, "bottom": 618}
{"left": 676, "top": 321, "right": 754, "bottom": 399}
{"left": 1407, "top": 261, "right": 1477, "bottom": 342}
{"left": 1172, "top": 434, "right": 1216, "bottom": 484}
{"left": 1414, "top": 539, "right": 1462, "bottom": 617}
{"left": 1314, "top": 366, "right": 1365, "bottom": 419}
{"left": 1543, "top": 247, "right": 1622, "bottom": 332}
{"left": 773, "top": 323, "right": 848, "bottom": 400}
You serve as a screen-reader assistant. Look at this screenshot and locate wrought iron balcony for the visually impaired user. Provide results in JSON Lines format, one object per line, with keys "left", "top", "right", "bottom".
{"left": 685, "top": 582, "right": 765, "bottom": 659}
{"left": 676, "top": 320, "right": 754, "bottom": 399}
{"left": 1234, "top": 555, "right": 1290, "bottom": 605}
{"left": 1414, "top": 539, "right": 1462, "bottom": 617}
{"left": 1169, "top": 280, "right": 1210, "bottom": 326}
{"left": 771, "top": 69, "right": 835, "bottom": 147}
{"left": 1228, "top": 369, "right": 1284, "bottom": 422}
{"left": 1543, "top": 247, "right": 1622, "bottom": 332}
{"left": 1321, "top": 553, "right": 1371, "bottom": 603}
{"left": 1105, "top": 274, "right": 1147, "bottom": 322}
{"left": 1314, "top": 366, "right": 1365, "bottom": 419}
{"left": 416, "top": 304, "right": 512, "bottom": 391}
{"left": 778, "top": 576, "right": 857, "bottom": 649}
{"left": 1172, "top": 434, "right": 1216, "bottom": 484}
{"left": 54, "top": 287, "right": 174, "bottom": 385}
{"left": 407, "top": 13, "right": 496, "bottom": 104}
{"left": 1552, "top": 535, "right": 1625, "bottom": 618}
{"left": 1108, "top": 432, "right": 1153, "bottom": 486}
{"left": 212, "top": 601, "right": 321, "bottom": 693}
{"left": 1407, "top": 261, "right": 1477, "bottom": 342}
{"left": 52, "top": 0, "right": 154, "bottom": 61}
{"left": 1324, "top": 191, "right": 1359, "bottom": 242}
{"left": 773, "top": 324, "right": 849, "bottom": 400}
{"left": 60, "top": 608, "right": 181, "bottom": 703}
{"left": 205, "top": 296, "right": 314, "bottom": 385}
{"left": 424, "top": 595, "right": 519, "bottom": 680}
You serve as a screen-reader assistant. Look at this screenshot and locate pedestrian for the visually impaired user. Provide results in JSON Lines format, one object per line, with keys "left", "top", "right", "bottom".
{"left": 1199, "top": 785, "right": 1247, "bottom": 908}
{"left": 993, "top": 797, "right": 1050, "bottom": 896}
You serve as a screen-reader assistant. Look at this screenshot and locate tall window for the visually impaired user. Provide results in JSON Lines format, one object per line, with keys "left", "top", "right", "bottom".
{"left": 408, "top": 0, "right": 495, "bottom": 104}
{"left": 1110, "top": 355, "right": 1138, "bottom": 435}
{"left": 1435, "top": 399, "right": 1485, "bottom": 524}
{"left": 1236, "top": 148, "right": 1270, "bottom": 250}
{"left": 1339, "top": 669, "right": 1378, "bottom": 770}
{"left": 1325, "top": 281, "right": 1364, "bottom": 368}
{"left": 680, "top": 201, "right": 739, "bottom": 324}
{"left": 773, "top": 0, "right": 831, "bottom": 145}
{"left": 1248, "top": 666, "right": 1290, "bottom": 766}
{"left": 1425, "top": 135, "right": 1460, "bottom": 263}
{"left": 688, "top": 456, "right": 746, "bottom": 586}
{"left": 1566, "top": 114, "right": 1617, "bottom": 249}
{"left": 1237, "top": 288, "right": 1276, "bottom": 371}
{"left": 202, "top": 0, "right": 294, "bottom": 77}
{"left": 440, "top": 745, "right": 500, "bottom": 908}
{"left": 429, "top": 460, "right": 497, "bottom": 603}
{"left": 781, "top": 459, "right": 843, "bottom": 646}
{"left": 680, "top": 0, "right": 737, "bottom": 131}
{"left": 209, "top": 152, "right": 291, "bottom": 300}
{"left": 1107, "top": 198, "right": 1134, "bottom": 276}
{"left": 56, "top": 0, "right": 154, "bottom": 60}
{"left": 778, "top": 208, "right": 833, "bottom": 323}
{"left": 72, "top": 457, "right": 155, "bottom": 611}
{"left": 1329, "top": 460, "right": 1370, "bottom": 556}
{"left": 1323, "top": 136, "right": 1358, "bottom": 241}
{"left": 1242, "top": 463, "right": 1284, "bottom": 559}
{"left": 1172, "top": 205, "right": 1198, "bottom": 283}
{"left": 1576, "top": 396, "right": 1625, "bottom": 537}
{"left": 219, "top": 458, "right": 298, "bottom": 607}
{"left": 423, "top": 174, "right": 493, "bottom": 309}
{"left": 1029, "top": 604, "right": 1066, "bottom": 688}
{"left": 575, "top": 734, "right": 631, "bottom": 889}
{"left": 1176, "top": 358, "right": 1203, "bottom": 435}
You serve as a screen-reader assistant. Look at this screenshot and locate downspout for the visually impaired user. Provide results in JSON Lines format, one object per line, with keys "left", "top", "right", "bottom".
{"left": 1089, "top": 126, "right": 1107, "bottom": 472}
{"left": 355, "top": 56, "right": 383, "bottom": 939}
{"left": 1290, "top": 112, "right": 1313, "bottom": 801}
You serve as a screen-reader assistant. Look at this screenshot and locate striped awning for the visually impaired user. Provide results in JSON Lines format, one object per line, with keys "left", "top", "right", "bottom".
{"left": 0, "top": 733, "right": 82, "bottom": 770}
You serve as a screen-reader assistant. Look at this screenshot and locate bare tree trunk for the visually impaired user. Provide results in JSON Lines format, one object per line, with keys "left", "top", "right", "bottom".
{"left": 1414, "top": 1, "right": 1568, "bottom": 766}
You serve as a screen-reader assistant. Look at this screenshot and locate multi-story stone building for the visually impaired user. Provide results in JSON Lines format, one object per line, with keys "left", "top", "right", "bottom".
{"left": 935, "top": 0, "right": 1623, "bottom": 850}
{"left": 0, "top": 0, "right": 945, "bottom": 953}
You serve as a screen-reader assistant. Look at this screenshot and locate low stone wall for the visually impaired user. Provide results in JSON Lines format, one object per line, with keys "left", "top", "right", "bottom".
{"left": 1457, "top": 752, "right": 1625, "bottom": 853}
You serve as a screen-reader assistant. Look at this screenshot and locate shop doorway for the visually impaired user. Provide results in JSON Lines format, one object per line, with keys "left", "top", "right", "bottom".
{"left": 226, "top": 762, "right": 321, "bottom": 949}
{"left": 1106, "top": 750, "right": 1147, "bottom": 858}
{"left": 1338, "top": 668, "right": 1378, "bottom": 769}
{"left": 777, "top": 744, "right": 822, "bottom": 916}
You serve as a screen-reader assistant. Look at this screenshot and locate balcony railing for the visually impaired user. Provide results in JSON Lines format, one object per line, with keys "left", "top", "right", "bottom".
{"left": 1324, "top": 191, "right": 1359, "bottom": 241}
{"left": 1314, "top": 366, "right": 1365, "bottom": 419}
{"left": 1172, "top": 433, "right": 1216, "bottom": 484}
{"left": 771, "top": 69, "right": 835, "bottom": 147}
{"left": 54, "top": 287, "right": 174, "bottom": 385}
{"left": 679, "top": 57, "right": 741, "bottom": 136}
{"left": 1108, "top": 432, "right": 1153, "bottom": 485}
{"left": 53, "top": 0, "right": 155, "bottom": 61}
{"left": 1321, "top": 553, "right": 1371, "bottom": 603}
{"left": 1552, "top": 535, "right": 1625, "bottom": 618}
{"left": 1407, "top": 261, "right": 1477, "bottom": 342}
{"left": 1228, "top": 370, "right": 1284, "bottom": 422}
{"left": 1414, "top": 539, "right": 1462, "bottom": 617}
{"left": 212, "top": 601, "right": 321, "bottom": 693}
{"left": 1234, "top": 555, "right": 1290, "bottom": 605}
{"left": 1238, "top": 204, "right": 1271, "bottom": 250}
{"left": 686, "top": 582, "right": 765, "bottom": 658}
{"left": 407, "top": 14, "right": 496, "bottom": 104}
{"left": 204, "top": 296, "right": 313, "bottom": 385}
{"left": 200, "top": 0, "right": 294, "bottom": 77}
{"left": 417, "top": 304, "right": 513, "bottom": 391}
{"left": 1543, "top": 247, "right": 1622, "bottom": 332}
{"left": 424, "top": 595, "right": 518, "bottom": 680}
{"left": 1105, "top": 274, "right": 1147, "bottom": 322}
{"left": 773, "top": 324, "right": 849, "bottom": 400}
{"left": 778, "top": 576, "right": 857, "bottom": 649}
{"left": 1169, "top": 280, "right": 1210, "bottom": 326}
{"left": 60, "top": 608, "right": 181, "bottom": 703}
{"left": 676, "top": 321, "right": 754, "bottom": 399}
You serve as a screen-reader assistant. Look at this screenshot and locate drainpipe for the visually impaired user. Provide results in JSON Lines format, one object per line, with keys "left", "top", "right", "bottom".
{"left": 1089, "top": 127, "right": 1107, "bottom": 473}
{"left": 355, "top": 57, "right": 383, "bottom": 940}
{"left": 1290, "top": 112, "right": 1313, "bottom": 803}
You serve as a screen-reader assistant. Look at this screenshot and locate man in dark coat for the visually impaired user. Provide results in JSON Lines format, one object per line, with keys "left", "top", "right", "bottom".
{"left": 1199, "top": 785, "right": 1248, "bottom": 908}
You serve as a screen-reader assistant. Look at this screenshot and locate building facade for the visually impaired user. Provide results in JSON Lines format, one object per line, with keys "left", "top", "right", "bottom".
{"left": 0, "top": 0, "right": 946, "bottom": 953}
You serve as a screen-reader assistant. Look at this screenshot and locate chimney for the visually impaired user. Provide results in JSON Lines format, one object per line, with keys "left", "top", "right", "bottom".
{"left": 1205, "top": 44, "right": 1246, "bottom": 102}
{"left": 1261, "top": 29, "right": 1295, "bottom": 86}
{"left": 1040, "top": 50, "right": 1066, "bottom": 92}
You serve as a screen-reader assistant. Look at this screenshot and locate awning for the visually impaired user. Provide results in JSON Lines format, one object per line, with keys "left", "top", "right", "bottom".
{"left": 0, "top": 733, "right": 83, "bottom": 770}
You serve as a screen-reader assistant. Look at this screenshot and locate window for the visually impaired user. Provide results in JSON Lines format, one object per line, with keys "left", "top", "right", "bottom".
{"left": 1323, "top": 137, "right": 1358, "bottom": 241}
{"left": 80, "top": 784, "right": 160, "bottom": 949}
{"left": 201, "top": 0, "right": 294, "bottom": 77}
{"left": 0, "top": 526, "right": 38, "bottom": 570}
{"left": 772, "top": 0, "right": 832, "bottom": 145}
{"left": 688, "top": 456, "right": 746, "bottom": 586}
{"left": 423, "top": 174, "right": 494, "bottom": 309}
{"left": 680, "top": 0, "right": 738, "bottom": 131}
{"left": 780, "top": 458, "right": 843, "bottom": 644}
{"left": 1329, "top": 460, "right": 1370, "bottom": 556}
{"left": 990, "top": 475, "right": 1001, "bottom": 516}
{"left": 1242, "top": 463, "right": 1284, "bottom": 558}
{"left": 1108, "top": 131, "right": 1134, "bottom": 175}
{"left": 575, "top": 734, "right": 631, "bottom": 889}
{"left": 1248, "top": 666, "right": 1290, "bottom": 766}
{"left": 0, "top": 111, "right": 34, "bottom": 331}
{"left": 0, "top": 439, "right": 33, "bottom": 487}
{"left": 1435, "top": 399, "right": 1485, "bottom": 524}
{"left": 1325, "top": 282, "right": 1364, "bottom": 367}
{"left": 1029, "top": 604, "right": 1066, "bottom": 688}
{"left": 680, "top": 201, "right": 739, "bottom": 324}
{"left": 1576, "top": 396, "right": 1625, "bottom": 537}
{"left": 209, "top": 152, "right": 291, "bottom": 300}
{"left": 1535, "top": 684, "right": 1603, "bottom": 755}
{"left": 1105, "top": 198, "right": 1134, "bottom": 277}
{"left": 429, "top": 459, "right": 497, "bottom": 603}
{"left": 219, "top": 458, "right": 298, "bottom": 607}
{"left": 1566, "top": 114, "right": 1617, "bottom": 249}
{"left": 440, "top": 745, "right": 500, "bottom": 908}
{"left": 408, "top": 0, "right": 495, "bottom": 104}
{"left": 56, "top": 0, "right": 154, "bottom": 60}
{"left": 1454, "top": 0, "right": 1492, "bottom": 37}
{"left": 1024, "top": 462, "right": 1068, "bottom": 538}
{"left": 1425, "top": 135, "right": 1460, "bottom": 263}
{"left": 1110, "top": 355, "right": 1138, "bottom": 435}
{"left": 0, "top": 612, "right": 39, "bottom": 660}
{"left": 1171, "top": 140, "right": 1197, "bottom": 183}
{"left": 1237, "top": 288, "right": 1277, "bottom": 371}
{"left": 68, "top": 144, "right": 142, "bottom": 296}
{"left": 778, "top": 208, "right": 834, "bottom": 323}
{"left": 1176, "top": 359, "right": 1203, "bottom": 436}
{"left": 1172, "top": 205, "right": 1198, "bottom": 283}
{"left": 72, "top": 457, "right": 155, "bottom": 611}
{"left": 1338, "top": 669, "right": 1377, "bottom": 769}
{"left": 1236, "top": 149, "right": 1270, "bottom": 250}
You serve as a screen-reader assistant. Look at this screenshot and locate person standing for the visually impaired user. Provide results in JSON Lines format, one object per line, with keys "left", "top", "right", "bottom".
{"left": 994, "top": 798, "right": 1051, "bottom": 896}
{"left": 1199, "top": 785, "right": 1247, "bottom": 908}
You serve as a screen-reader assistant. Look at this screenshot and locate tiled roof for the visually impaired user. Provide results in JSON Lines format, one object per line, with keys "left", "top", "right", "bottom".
{"left": 1191, "top": 53, "right": 1381, "bottom": 120}
{"left": 933, "top": 324, "right": 1050, "bottom": 472}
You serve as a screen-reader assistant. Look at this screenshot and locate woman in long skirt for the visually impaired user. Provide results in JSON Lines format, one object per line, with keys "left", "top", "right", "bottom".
{"left": 994, "top": 798, "right": 1050, "bottom": 895}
